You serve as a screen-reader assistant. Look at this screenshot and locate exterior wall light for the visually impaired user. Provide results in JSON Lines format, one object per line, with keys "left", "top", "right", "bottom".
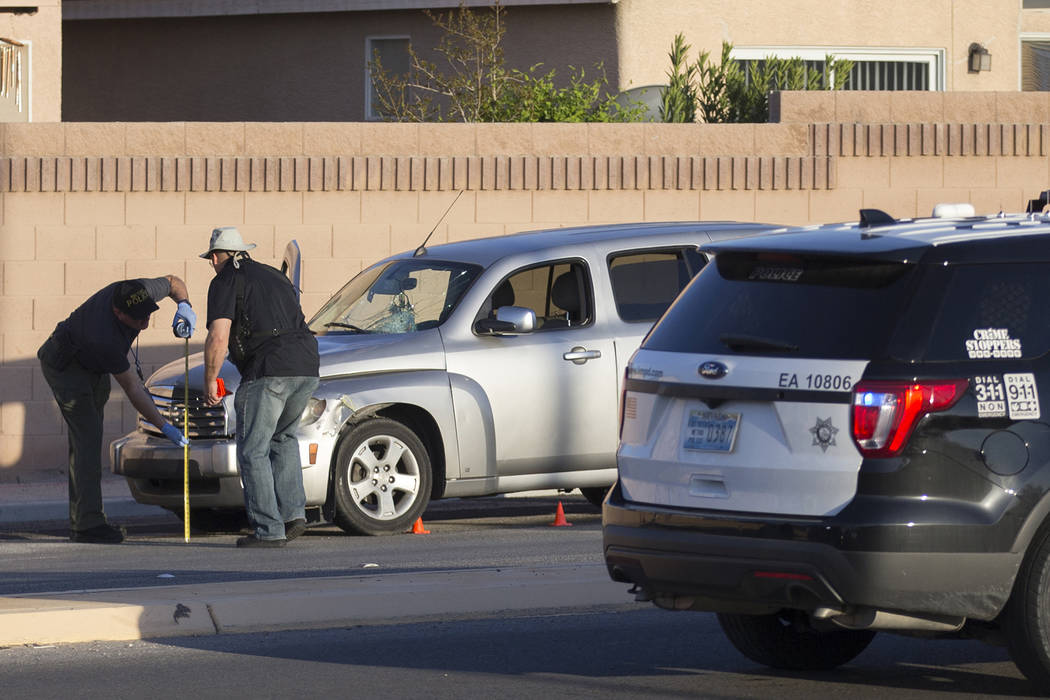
{"left": 968, "top": 43, "right": 992, "bottom": 72}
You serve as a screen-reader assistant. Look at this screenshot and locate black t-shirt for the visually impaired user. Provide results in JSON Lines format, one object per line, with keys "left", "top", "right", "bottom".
{"left": 51, "top": 277, "right": 170, "bottom": 375}
{"left": 206, "top": 258, "right": 319, "bottom": 382}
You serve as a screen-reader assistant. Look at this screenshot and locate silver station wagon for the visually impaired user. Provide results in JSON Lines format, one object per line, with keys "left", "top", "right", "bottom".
{"left": 111, "top": 221, "right": 776, "bottom": 535}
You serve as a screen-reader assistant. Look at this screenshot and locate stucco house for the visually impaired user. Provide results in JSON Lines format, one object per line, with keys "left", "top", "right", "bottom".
{"left": 39, "top": 0, "right": 1050, "bottom": 122}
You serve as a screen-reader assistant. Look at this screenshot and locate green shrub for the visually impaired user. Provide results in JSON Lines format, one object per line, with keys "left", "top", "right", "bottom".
{"left": 660, "top": 34, "right": 697, "bottom": 123}
{"left": 369, "top": 2, "right": 643, "bottom": 123}
{"left": 663, "top": 36, "right": 853, "bottom": 123}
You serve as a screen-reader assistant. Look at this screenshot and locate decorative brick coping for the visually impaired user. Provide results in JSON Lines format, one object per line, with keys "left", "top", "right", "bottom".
{"left": 1, "top": 122, "right": 1044, "bottom": 194}
{"left": 810, "top": 122, "right": 1049, "bottom": 158}
{"left": 0, "top": 154, "right": 836, "bottom": 193}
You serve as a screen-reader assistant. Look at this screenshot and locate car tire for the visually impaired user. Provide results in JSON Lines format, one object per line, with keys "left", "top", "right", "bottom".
{"left": 1003, "top": 525, "right": 1050, "bottom": 692}
{"left": 717, "top": 611, "right": 876, "bottom": 670}
{"left": 580, "top": 486, "right": 609, "bottom": 509}
{"left": 332, "top": 418, "right": 432, "bottom": 536}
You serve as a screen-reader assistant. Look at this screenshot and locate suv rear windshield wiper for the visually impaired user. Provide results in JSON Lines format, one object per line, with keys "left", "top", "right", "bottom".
{"left": 719, "top": 333, "right": 799, "bottom": 353}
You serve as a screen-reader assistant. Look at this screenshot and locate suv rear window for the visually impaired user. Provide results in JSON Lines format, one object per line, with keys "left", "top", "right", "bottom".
{"left": 643, "top": 252, "right": 918, "bottom": 359}
{"left": 918, "top": 262, "right": 1050, "bottom": 361}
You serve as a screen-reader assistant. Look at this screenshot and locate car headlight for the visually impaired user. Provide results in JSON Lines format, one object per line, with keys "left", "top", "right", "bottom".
{"left": 300, "top": 397, "right": 327, "bottom": 427}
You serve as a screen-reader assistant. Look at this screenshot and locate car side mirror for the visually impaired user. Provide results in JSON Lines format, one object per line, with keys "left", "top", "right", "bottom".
{"left": 474, "top": 305, "right": 536, "bottom": 335}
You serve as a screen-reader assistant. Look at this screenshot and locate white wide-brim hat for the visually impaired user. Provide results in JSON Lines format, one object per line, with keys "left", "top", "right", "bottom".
{"left": 200, "top": 226, "right": 257, "bottom": 258}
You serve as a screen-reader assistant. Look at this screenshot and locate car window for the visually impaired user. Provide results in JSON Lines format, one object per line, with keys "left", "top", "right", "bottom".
{"left": 608, "top": 248, "right": 706, "bottom": 322}
{"left": 643, "top": 251, "right": 918, "bottom": 359}
{"left": 919, "top": 263, "right": 1050, "bottom": 361}
{"left": 477, "top": 260, "right": 593, "bottom": 331}
{"left": 309, "top": 259, "right": 481, "bottom": 335}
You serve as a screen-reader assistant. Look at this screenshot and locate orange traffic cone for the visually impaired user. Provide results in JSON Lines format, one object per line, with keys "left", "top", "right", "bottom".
{"left": 410, "top": 517, "right": 430, "bottom": 534}
{"left": 549, "top": 501, "right": 573, "bottom": 527}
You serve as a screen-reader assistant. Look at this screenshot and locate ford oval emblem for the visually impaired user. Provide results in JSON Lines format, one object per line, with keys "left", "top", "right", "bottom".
{"left": 699, "top": 361, "right": 728, "bottom": 379}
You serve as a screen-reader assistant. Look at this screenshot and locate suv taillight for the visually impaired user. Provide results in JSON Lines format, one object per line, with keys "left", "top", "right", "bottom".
{"left": 851, "top": 379, "right": 968, "bottom": 458}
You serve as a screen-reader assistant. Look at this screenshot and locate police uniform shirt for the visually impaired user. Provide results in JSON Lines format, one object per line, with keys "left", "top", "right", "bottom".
{"left": 51, "top": 277, "right": 170, "bottom": 375}
{"left": 206, "top": 258, "right": 319, "bottom": 382}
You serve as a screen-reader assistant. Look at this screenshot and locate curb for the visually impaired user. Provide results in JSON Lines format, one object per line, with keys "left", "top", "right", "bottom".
{"left": 0, "top": 564, "right": 632, "bottom": 646}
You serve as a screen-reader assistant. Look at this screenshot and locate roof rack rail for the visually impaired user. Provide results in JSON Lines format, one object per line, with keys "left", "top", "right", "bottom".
{"left": 859, "top": 209, "right": 896, "bottom": 228}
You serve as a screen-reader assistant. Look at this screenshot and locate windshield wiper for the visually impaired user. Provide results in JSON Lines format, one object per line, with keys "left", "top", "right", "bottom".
{"left": 324, "top": 322, "right": 370, "bottom": 333}
{"left": 719, "top": 333, "right": 798, "bottom": 353}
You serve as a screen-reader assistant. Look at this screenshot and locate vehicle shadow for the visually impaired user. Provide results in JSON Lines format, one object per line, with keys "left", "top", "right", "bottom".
{"left": 142, "top": 608, "right": 1037, "bottom": 697}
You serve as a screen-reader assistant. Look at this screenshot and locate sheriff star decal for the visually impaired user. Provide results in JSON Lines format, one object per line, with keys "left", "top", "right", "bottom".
{"left": 810, "top": 417, "right": 838, "bottom": 453}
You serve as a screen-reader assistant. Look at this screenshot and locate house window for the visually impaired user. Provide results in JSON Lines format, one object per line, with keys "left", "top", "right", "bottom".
{"left": 731, "top": 47, "right": 944, "bottom": 91}
{"left": 1022, "top": 39, "right": 1050, "bottom": 90}
{"left": 0, "top": 38, "right": 28, "bottom": 122}
{"left": 365, "top": 36, "right": 410, "bottom": 121}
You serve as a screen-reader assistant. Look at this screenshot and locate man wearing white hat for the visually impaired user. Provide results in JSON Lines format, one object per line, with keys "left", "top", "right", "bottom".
{"left": 200, "top": 226, "right": 320, "bottom": 548}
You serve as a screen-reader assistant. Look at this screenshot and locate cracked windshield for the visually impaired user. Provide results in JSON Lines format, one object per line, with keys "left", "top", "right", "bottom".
{"left": 309, "top": 259, "right": 481, "bottom": 335}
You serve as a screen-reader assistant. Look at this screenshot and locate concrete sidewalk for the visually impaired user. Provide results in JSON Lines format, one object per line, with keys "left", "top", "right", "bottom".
{"left": 0, "top": 474, "right": 166, "bottom": 526}
{"left": 0, "top": 564, "right": 632, "bottom": 646}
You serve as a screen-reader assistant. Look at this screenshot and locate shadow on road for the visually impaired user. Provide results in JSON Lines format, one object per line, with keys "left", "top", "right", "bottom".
{"left": 141, "top": 608, "right": 1035, "bottom": 697}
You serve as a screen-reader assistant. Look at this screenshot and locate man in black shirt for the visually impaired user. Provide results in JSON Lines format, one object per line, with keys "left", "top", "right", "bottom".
{"left": 38, "top": 277, "right": 197, "bottom": 544}
{"left": 201, "top": 227, "right": 320, "bottom": 548}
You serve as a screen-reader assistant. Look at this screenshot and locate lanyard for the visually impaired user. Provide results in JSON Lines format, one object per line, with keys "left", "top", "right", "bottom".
{"left": 131, "top": 335, "right": 144, "bottom": 382}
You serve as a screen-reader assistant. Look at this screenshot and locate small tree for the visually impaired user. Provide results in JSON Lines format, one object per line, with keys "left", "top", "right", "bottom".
{"left": 369, "top": 1, "right": 643, "bottom": 123}
{"left": 659, "top": 34, "right": 697, "bottom": 123}
{"left": 694, "top": 41, "right": 734, "bottom": 124}
{"left": 369, "top": 2, "right": 511, "bottom": 122}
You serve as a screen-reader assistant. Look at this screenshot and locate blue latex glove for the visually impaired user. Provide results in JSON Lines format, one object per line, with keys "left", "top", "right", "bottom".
{"left": 172, "top": 301, "right": 196, "bottom": 339}
{"left": 161, "top": 422, "right": 189, "bottom": 448}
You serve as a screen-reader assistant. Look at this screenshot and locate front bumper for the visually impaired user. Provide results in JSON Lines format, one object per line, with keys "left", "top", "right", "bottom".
{"left": 110, "top": 431, "right": 246, "bottom": 509}
{"left": 602, "top": 482, "right": 1021, "bottom": 621}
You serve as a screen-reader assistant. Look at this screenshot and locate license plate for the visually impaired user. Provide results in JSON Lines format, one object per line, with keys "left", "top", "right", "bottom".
{"left": 683, "top": 408, "right": 740, "bottom": 452}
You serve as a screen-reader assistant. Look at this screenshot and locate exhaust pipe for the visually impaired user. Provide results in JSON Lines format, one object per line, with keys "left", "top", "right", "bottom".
{"left": 814, "top": 606, "right": 965, "bottom": 633}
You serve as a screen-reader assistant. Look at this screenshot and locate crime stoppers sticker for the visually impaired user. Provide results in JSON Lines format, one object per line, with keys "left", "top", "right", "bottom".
{"left": 966, "top": 328, "right": 1022, "bottom": 359}
{"left": 1004, "top": 373, "right": 1041, "bottom": 420}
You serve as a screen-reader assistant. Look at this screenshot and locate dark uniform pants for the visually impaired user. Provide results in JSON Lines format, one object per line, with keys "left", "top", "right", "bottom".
{"left": 38, "top": 340, "right": 111, "bottom": 531}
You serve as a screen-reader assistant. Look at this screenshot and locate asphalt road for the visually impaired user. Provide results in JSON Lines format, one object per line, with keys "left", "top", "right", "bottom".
{"left": 0, "top": 494, "right": 1043, "bottom": 697}
{"left": 0, "top": 495, "right": 604, "bottom": 596}
{"left": 1, "top": 607, "right": 1035, "bottom": 699}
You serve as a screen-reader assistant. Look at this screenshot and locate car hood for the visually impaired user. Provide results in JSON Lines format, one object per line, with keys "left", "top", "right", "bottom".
{"left": 146, "top": 330, "right": 446, "bottom": 392}
{"left": 315, "top": 329, "right": 446, "bottom": 378}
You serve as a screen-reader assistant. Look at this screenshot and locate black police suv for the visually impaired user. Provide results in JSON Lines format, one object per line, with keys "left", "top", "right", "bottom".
{"left": 603, "top": 202, "right": 1050, "bottom": 691}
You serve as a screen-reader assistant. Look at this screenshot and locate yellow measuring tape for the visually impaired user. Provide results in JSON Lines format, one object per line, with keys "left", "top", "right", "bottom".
{"left": 183, "top": 336, "right": 190, "bottom": 543}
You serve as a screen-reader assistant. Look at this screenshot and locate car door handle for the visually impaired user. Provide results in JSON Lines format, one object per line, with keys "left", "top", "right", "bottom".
{"left": 564, "top": 347, "right": 601, "bottom": 365}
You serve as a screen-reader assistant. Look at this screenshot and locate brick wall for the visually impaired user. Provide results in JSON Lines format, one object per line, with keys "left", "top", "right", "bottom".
{"left": 2, "top": 94, "right": 1049, "bottom": 481}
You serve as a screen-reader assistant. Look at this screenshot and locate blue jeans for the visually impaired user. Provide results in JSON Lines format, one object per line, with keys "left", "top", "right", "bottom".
{"left": 234, "top": 375, "right": 319, "bottom": 540}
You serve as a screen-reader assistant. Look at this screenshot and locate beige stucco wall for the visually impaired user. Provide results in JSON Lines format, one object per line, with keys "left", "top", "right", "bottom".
{"left": 614, "top": 0, "right": 1021, "bottom": 92}
{"left": 0, "top": 1, "right": 61, "bottom": 122}
{"left": 2, "top": 94, "right": 1049, "bottom": 481}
